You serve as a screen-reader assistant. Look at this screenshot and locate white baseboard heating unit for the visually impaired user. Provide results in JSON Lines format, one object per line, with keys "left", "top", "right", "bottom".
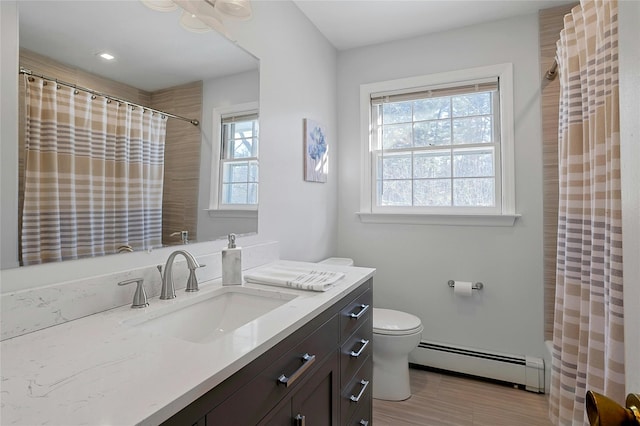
{"left": 409, "top": 340, "right": 545, "bottom": 393}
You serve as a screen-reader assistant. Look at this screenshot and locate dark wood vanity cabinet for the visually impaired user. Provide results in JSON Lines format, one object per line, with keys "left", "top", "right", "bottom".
{"left": 162, "top": 279, "right": 372, "bottom": 426}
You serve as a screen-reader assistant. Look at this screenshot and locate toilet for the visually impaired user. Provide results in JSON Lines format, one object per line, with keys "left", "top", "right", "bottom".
{"left": 319, "top": 257, "right": 423, "bottom": 401}
{"left": 372, "top": 308, "right": 423, "bottom": 401}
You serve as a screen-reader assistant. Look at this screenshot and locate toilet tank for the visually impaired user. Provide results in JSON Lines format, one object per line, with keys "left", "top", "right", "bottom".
{"left": 319, "top": 257, "right": 354, "bottom": 266}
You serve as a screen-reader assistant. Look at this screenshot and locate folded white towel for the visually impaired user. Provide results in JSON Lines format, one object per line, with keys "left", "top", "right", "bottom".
{"left": 244, "top": 265, "right": 345, "bottom": 292}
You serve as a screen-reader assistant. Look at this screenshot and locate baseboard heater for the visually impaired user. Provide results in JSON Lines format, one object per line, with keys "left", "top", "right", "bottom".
{"left": 409, "top": 340, "right": 545, "bottom": 393}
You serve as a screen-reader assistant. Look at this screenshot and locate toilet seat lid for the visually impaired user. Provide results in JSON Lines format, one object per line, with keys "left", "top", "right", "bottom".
{"left": 373, "top": 308, "right": 423, "bottom": 335}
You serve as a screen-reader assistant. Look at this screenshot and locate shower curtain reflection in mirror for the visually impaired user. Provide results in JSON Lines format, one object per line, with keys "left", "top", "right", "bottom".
{"left": 20, "top": 75, "right": 167, "bottom": 265}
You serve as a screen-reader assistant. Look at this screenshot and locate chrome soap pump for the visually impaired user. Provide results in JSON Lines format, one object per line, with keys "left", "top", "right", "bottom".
{"left": 222, "top": 234, "right": 242, "bottom": 286}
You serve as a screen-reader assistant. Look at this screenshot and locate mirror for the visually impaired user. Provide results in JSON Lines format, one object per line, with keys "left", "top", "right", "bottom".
{"left": 9, "top": 0, "right": 259, "bottom": 268}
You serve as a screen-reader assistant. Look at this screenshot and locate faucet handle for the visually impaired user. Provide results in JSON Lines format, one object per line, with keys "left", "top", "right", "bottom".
{"left": 118, "top": 278, "right": 149, "bottom": 309}
{"left": 170, "top": 230, "right": 189, "bottom": 244}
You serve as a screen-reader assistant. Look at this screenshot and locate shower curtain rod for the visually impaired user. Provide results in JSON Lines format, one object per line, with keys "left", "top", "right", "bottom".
{"left": 545, "top": 59, "right": 558, "bottom": 81}
{"left": 19, "top": 67, "right": 200, "bottom": 126}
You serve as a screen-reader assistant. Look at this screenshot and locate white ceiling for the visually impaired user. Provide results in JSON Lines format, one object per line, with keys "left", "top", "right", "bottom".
{"left": 17, "top": 1, "right": 574, "bottom": 91}
{"left": 293, "top": 0, "right": 575, "bottom": 51}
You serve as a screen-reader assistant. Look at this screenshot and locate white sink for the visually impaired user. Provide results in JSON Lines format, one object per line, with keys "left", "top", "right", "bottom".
{"left": 122, "top": 286, "right": 298, "bottom": 344}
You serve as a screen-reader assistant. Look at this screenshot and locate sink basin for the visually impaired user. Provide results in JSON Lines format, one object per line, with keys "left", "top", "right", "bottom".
{"left": 122, "top": 286, "right": 298, "bottom": 344}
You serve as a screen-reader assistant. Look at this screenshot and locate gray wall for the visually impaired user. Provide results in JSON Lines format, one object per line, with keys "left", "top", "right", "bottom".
{"left": 226, "top": 1, "right": 339, "bottom": 262}
{"left": 336, "top": 14, "right": 547, "bottom": 358}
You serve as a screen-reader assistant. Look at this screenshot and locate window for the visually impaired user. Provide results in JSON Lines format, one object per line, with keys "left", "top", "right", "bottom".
{"left": 219, "top": 112, "right": 259, "bottom": 207}
{"left": 359, "top": 64, "right": 517, "bottom": 226}
{"left": 208, "top": 102, "right": 259, "bottom": 214}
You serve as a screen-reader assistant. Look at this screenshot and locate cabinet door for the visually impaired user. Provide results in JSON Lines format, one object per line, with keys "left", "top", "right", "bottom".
{"left": 259, "top": 351, "right": 339, "bottom": 426}
{"left": 257, "top": 398, "right": 292, "bottom": 426}
{"left": 291, "top": 351, "right": 339, "bottom": 426}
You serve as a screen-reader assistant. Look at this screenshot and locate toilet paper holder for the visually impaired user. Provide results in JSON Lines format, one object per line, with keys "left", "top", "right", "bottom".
{"left": 448, "top": 280, "right": 484, "bottom": 290}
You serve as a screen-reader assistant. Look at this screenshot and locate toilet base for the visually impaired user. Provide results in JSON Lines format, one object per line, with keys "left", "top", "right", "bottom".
{"left": 372, "top": 353, "right": 412, "bottom": 401}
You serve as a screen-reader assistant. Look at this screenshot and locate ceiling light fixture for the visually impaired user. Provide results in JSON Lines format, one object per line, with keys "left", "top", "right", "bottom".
{"left": 173, "top": 0, "right": 228, "bottom": 36}
{"left": 140, "top": 0, "right": 178, "bottom": 12}
{"left": 209, "top": 0, "right": 252, "bottom": 21}
{"left": 179, "top": 10, "right": 212, "bottom": 34}
{"left": 141, "top": 0, "right": 251, "bottom": 37}
{"left": 98, "top": 52, "right": 115, "bottom": 60}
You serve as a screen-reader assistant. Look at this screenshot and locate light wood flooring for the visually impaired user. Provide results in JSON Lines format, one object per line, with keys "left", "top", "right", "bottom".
{"left": 372, "top": 368, "right": 551, "bottom": 426}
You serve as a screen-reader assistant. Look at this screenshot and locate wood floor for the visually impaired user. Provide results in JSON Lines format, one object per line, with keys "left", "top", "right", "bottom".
{"left": 372, "top": 368, "right": 552, "bottom": 426}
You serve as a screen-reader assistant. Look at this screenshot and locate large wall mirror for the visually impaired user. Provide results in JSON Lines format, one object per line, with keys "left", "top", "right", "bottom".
{"left": 5, "top": 0, "right": 259, "bottom": 268}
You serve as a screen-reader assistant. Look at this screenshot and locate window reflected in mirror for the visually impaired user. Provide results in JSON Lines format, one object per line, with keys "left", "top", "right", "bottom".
{"left": 220, "top": 112, "right": 259, "bottom": 207}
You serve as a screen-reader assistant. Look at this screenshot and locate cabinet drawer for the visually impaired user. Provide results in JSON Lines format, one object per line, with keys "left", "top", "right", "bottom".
{"left": 347, "top": 394, "right": 371, "bottom": 426}
{"left": 206, "top": 315, "right": 339, "bottom": 425}
{"left": 340, "top": 316, "right": 372, "bottom": 383}
{"left": 340, "top": 285, "right": 372, "bottom": 341}
{"left": 340, "top": 355, "right": 372, "bottom": 425}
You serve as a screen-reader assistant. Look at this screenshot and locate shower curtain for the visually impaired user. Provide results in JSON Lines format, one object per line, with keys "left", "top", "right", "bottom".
{"left": 549, "top": 1, "right": 625, "bottom": 424}
{"left": 21, "top": 75, "right": 167, "bottom": 265}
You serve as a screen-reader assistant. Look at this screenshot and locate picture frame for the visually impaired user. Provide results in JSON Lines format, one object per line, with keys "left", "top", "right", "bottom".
{"left": 303, "top": 118, "right": 328, "bottom": 183}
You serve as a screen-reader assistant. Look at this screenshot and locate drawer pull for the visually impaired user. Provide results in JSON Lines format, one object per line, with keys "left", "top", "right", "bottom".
{"left": 349, "top": 339, "right": 370, "bottom": 357}
{"left": 349, "top": 304, "right": 370, "bottom": 320}
{"left": 349, "top": 379, "right": 370, "bottom": 403}
{"left": 294, "top": 414, "right": 306, "bottom": 426}
{"left": 359, "top": 421, "right": 369, "bottom": 426}
{"left": 277, "top": 353, "right": 316, "bottom": 387}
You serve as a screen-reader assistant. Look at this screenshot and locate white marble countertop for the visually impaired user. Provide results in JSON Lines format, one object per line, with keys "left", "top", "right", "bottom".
{"left": 0, "top": 261, "right": 375, "bottom": 426}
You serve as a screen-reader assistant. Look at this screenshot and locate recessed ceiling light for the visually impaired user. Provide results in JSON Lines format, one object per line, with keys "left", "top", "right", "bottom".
{"left": 98, "top": 52, "right": 115, "bottom": 61}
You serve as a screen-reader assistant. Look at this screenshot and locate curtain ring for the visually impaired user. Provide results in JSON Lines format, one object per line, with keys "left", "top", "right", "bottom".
{"left": 43, "top": 81, "right": 48, "bottom": 86}
{"left": 57, "top": 85, "right": 61, "bottom": 90}
{"left": 28, "top": 77, "right": 35, "bottom": 82}
{"left": 106, "top": 99, "right": 112, "bottom": 104}
{"left": 91, "top": 95, "right": 97, "bottom": 100}
{"left": 73, "top": 89, "right": 79, "bottom": 95}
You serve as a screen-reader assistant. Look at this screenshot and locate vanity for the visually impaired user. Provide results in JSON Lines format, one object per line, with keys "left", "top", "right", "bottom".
{"left": 166, "top": 276, "right": 372, "bottom": 425}
{"left": 0, "top": 261, "right": 374, "bottom": 425}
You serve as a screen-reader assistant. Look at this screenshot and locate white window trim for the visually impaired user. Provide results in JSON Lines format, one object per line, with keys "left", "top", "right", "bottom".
{"left": 358, "top": 63, "right": 519, "bottom": 226}
{"left": 207, "top": 101, "right": 259, "bottom": 213}
{"left": 207, "top": 209, "right": 258, "bottom": 219}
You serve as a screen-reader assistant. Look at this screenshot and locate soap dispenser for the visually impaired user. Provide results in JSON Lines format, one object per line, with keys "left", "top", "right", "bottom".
{"left": 222, "top": 234, "right": 242, "bottom": 286}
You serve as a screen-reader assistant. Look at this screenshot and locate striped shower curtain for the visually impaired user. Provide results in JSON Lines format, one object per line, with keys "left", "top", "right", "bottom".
{"left": 21, "top": 75, "right": 167, "bottom": 265}
{"left": 549, "top": 1, "right": 625, "bottom": 424}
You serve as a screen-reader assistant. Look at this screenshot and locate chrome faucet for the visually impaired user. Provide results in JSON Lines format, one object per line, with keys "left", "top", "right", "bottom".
{"left": 159, "top": 250, "right": 203, "bottom": 300}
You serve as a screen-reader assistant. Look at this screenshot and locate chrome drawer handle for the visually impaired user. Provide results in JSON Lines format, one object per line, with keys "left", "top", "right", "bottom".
{"left": 349, "top": 304, "right": 370, "bottom": 319}
{"left": 350, "top": 379, "right": 370, "bottom": 403}
{"left": 294, "top": 414, "right": 306, "bottom": 426}
{"left": 277, "top": 353, "right": 316, "bottom": 388}
{"left": 349, "top": 339, "right": 370, "bottom": 357}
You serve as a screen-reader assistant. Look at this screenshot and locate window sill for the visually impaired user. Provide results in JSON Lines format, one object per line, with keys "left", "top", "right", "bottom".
{"left": 206, "top": 209, "right": 258, "bottom": 219}
{"left": 356, "top": 212, "right": 520, "bottom": 227}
